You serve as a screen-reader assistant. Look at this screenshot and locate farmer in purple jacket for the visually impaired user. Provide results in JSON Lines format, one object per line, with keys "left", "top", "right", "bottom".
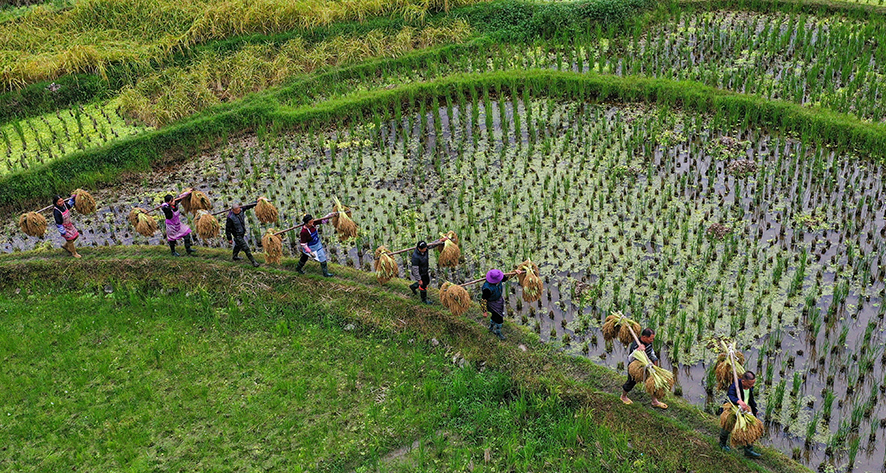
{"left": 162, "top": 194, "right": 196, "bottom": 257}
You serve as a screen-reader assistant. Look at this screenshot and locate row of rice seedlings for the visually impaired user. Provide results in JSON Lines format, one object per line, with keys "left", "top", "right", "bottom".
{"left": 0, "top": 101, "right": 146, "bottom": 175}
{"left": 4, "top": 90, "right": 885, "bottom": 468}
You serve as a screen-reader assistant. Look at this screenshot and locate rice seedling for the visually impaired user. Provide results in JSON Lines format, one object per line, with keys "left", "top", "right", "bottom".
{"left": 373, "top": 245, "right": 398, "bottom": 284}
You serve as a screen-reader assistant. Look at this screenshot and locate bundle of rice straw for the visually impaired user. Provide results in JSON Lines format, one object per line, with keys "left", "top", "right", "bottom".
{"left": 128, "top": 207, "right": 158, "bottom": 237}
{"left": 331, "top": 197, "right": 358, "bottom": 241}
{"left": 374, "top": 246, "right": 398, "bottom": 284}
{"left": 601, "top": 310, "right": 642, "bottom": 346}
{"left": 73, "top": 188, "right": 97, "bottom": 214}
{"left": 515, "top": 259, "right": 543, "bottom": 302}
{"left": 437, "top": 231, "right": 461, "bottom": 267}
{"left": 18, "top": 211, "right": 48, "bottom": 237}
{"left": 255, "top": 197, "right": 279, "bottom": 224}
{"left": 722, "top": 403, "right": 764, "bottom": 447}
{"left": 19, "top": 212, "right": 48, "bottom": 237}
{"left": 715, "top": 346, "right": 746, "bottom": 391}
{"left": 195, "top": 210, "right": 220, "bottom": 239}
{"left": 631, "top": 349, "right": 674, "bottom": 399}
{"left": 439, "top": 282, "right": 453, "bottom": 309}
{"left": 262, "top": 229, "right": 283, "bottom": 265}
{"left": 445, "top": 283, "right": 471, "bottom": 316}
{"left": 181, "top": 190, "right": 212, "bottom": 214}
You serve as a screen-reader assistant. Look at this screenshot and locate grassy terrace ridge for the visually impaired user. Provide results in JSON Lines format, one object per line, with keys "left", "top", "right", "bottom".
{"left": 0, "top": 247, "right": 810, "bottom": 472}
{"left": 4, "top": 68, "right": 886, "bottom": 211}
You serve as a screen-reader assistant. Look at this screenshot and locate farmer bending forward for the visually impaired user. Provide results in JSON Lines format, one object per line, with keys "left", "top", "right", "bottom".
{"left": 720, "top": 371, "right": 761, "bottom": 458}
{"left": 226, "top": 203, "right": 259, "bottom": 267}
{"left": 162, "top": 194, "right": 196, "bottom": 257}
{"left": 296, "top": 213, "right": 334, "bottom": 277}
{"left": 53, "top": 194, "right": 81, "bottom": 258}
{"left": 620, "top": 328, "right": 668, "bottom": 409}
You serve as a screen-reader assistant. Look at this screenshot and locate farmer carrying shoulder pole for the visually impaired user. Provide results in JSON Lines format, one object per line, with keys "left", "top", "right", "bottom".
{"left": 481, "top": 269, "right": 522, "bottom": 340}
{"left": 620, "top": 328, "right": 668, "bottom": 409}
{"left": 53, "top": 194, "right": 81, "bottom": 258}
{"left": 162, "top": 194, "right": 196, "bottom": 257}
{"left": 721, "top": 371, "right": 761, "bottom": 458}
{"left": 296, "top": 213, "right": 334, "bottom": 277}
{"left": 410, "top": 240, "right": 433, "bottom": 305}
{"left": 226, "top": 203, "right": 259, "bottom": 267}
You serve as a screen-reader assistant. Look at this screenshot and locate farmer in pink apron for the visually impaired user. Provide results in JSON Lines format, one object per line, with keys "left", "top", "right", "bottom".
{"left": 161, "top": 193, "right": 196, "bottom": 257}
{"left": 53, "top": 194, "right": 81, "bottom": 258}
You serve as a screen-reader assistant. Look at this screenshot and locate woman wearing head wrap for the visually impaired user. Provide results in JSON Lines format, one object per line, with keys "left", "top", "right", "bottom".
{"left": 409, "top": 240, "right": 433, "bottom": 304}
{"left": 162, "top": 193, "right": 196, "bottom": 257}
{"left": 295, "top": 213, "right": 334, "bottom": 277}
{"left": 480, "top": 268, "right": 521, "bottom": 340}
{"left": 53, "top": 194, "right": 81, "bottom": 258}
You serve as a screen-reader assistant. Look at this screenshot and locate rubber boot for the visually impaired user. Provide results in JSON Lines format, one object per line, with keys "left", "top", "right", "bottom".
{"left": 719, "top": 430, "right": 731, "bottom": 452}
{"left": 232, "top": 246, "right": 242, "bottom": 261}
{"left": 493, "top": 323, "right": 506, "bottom": 340}
{"left": 321, "top": 261, "right": 334, "bottom": 278}
{"left": 296, "top": 254, "right": 308, "bottom": 274}
{"left": 410, "top": 282, "right": 420, "bottom": 295}
{"left": 743, "top": 446, "right": 761, "bottom": 458}
{"left": 169, "top": 241, "right": 181, "bottom": 257}
{"left": 184, "top": 235, "right": 197, "bottom": 256}
{"left": 420, "top": 290, "right": 433, "bottom": 305}
{"left": 245, "top": 248, "right": 259, "bottom": 267}
{"left": 488, "top": 320, "right": 495, "bottom": 333}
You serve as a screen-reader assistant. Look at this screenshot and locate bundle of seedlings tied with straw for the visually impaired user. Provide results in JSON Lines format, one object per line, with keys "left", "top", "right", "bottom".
{"left": 128, "top": 207, "right": 158, "bottom": 237}
{"left": 72, "top": 188, "right": 97, "bottom": 214}
{"left": 514, "top": 259, "right": 543, "bottom": 302}
{"left": 255, "top": 197, "right": 278, "bottom": 224}
{"left": 194, "top": 210, "right": 220, "bottom": 239}
{"left": 331, "top": 197, "right": 357, "bottom": 241}
{"left": 601, "top": 310, "right": 643, "bottom": 346}
{"left": 436, "top": 231, "right": 461, "bottom": 267}
{"left": 262, "top": 228, "right": 284, "bottom": 265}
{"left": 18, "top": 210, "right": 48, "bottom": 237}
{"left": 629, "top": 348, "right": 675, "bottom": 400}
{"left": 179, "top": 188, "right": 212, "bottom": 214}
{"left": 721, "top": 402, "right": 765, "bottom": 447}
{"left": 439, "top": 281, "right": 472, "bottom": 317}
{"left": 374, "top": 246, "right": 398, "bottom": 284}
{"left": 712, "top": 338, "right": 746, "bottom": 391}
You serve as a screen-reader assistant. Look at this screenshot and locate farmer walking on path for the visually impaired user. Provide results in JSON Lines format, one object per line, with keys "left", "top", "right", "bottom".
{"left": 53, "top": 194, "right": 81, "bottom": 258}
{"left": 226, "top": 203, "right": 260, "bottom": 267}
{"left": 296, "top": 213, "right": 334, "bottom": 277}
{"left": 720, "top": 371, "right": 762, "bottom": 458}
{"left": 481, "top": 269, "right": 522, "bottom": 340}
{"left": 410, "top": 240, "right": 433, "bottom": 305}
{"left": 620, "top": 328, "right": 669, "bottom": 409}
{"left": 162, "top": 194, "right": 196, "bottom": 257}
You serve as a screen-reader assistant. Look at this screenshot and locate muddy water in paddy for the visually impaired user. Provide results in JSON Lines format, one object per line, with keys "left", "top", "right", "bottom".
{"left": 3, "top": 100, "right": 886, "bottom": 471}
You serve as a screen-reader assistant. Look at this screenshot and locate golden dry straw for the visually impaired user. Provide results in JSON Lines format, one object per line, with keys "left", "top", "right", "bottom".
{"left": 515, "top": 259, "right": 543, "bottom": 302}
{"left": 632, "top": 350, "right": 674, "bottom": 399}
{"left": 437, "top": 231, "right": 461, "bottom": 267}
{"left": 262, "top": 229, "right": 283, "bottom": 265}
{"left": 618, "top": 321, "right": 641, "bottom": 346}
{"left": 715, "top": 351, "right": 746, "bottom": 391}
{"left": 439, "top": 282, "right": 453, "bottom": 310}
{"left": 445, "top": 283, "right": 471, "bottom": 316}
{"left": 374, "top": 246, "right": 399, "bottom": 284}
{"left": 332, "top": 197, "right": 358, "bottom": 241}
{"left": 628, "top": 360, "right": 646, "bottom": 383}
{"left": 129, "top": 208, "right": 158, "bottom": 237}
{"left": 72, "top": 188, "right": 97, "bottom": 214}
{"left": 187, "top": 190, "right": 213, "bottom": 213}
{"left": 18, "top": 211, "right": 47, "bottom": 237}
{"left": 195, "top": 211, "right": 220, "bottom": 239}
{"left": 601, "top": 311, "right": 641, "bottom": 346}
{"left": 719, "top": 403, "right": 737, "bottom": 432}
{"left": 255, "top": 197, "right": 278, "bottom": 224}
{"left": 731, "top": 413, "right": 764, "bottom": 447}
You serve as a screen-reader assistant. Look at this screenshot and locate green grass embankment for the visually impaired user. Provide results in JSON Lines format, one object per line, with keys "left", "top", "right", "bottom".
{"left": 0, "top": 247, "right": 810, "bottom": 472}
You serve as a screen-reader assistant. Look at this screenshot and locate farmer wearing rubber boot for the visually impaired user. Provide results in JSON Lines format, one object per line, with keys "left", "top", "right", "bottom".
{"left": 296, "top": 213, "right": 334, "bottom": 277}
{"left": 225, "top": 203, "right": 259, "bottom": 267}
{"left": 720, "top": 371, "right": 761, "bottom": 458}
{"left": 620, "top": 328, "right": 668, "bottom": 409}
{"left": 481, "top": 269, "right": 522, "bottom": 340}
{"left": 161, "top": 194, "right": 196, "bottom": 257}
{"left": 53, "top": 194, "right": 81, "bottom": 258}
{"left": 409, "top": 240, "right": 433, "bottom": 305}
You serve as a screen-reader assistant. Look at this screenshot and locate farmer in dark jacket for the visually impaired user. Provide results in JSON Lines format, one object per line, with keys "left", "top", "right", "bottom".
{"left": 620, "top": 328, "right": 668, "bottom": 409}
{"left": 409, "top": 240, "right": 432, "bottom": 304}
{"left": 720, "top": 371, "right": 761, "bottom": 458}
{"left": 225, "top": 203, "right": 259, "bottom": 267}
